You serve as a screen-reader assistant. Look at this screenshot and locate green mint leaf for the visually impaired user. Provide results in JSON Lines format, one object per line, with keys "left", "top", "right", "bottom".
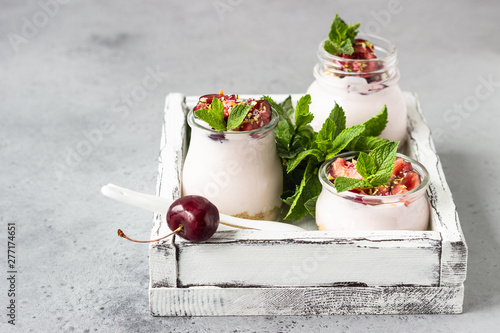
{"left": 264, "top": 95, "right": 295, "bottom": 161}
{"left": 346, "top": 105, "right": 388, "bottom": 151}
{"left": 345, "top": 23, "right": 360, "bottom": 41}
{"left": 340, "top": 38, "right": 354, "bottom": 55}
{"left": 288, "top": 130, "right": 314, "bottom": 160}
{"left": 325, "top": 124, "right": 365, "bottom": 159}
{"left": 317, "top": 118, "right": 336, "bottom": 143}
{"left": 280, "top": 95, "right": 295, "bottom": 120}
{"left": 355, "top": 152, "right": 376, "bottom": 180}
{"left": 211, "top": 97, "right": 225, "bottom": 117}
{"left": 284, "top": 159, "right": 322, "bottom": 221}
{"left": 296, "top": 125, "right": 315, "bottom": 144}
{"left": 286, "top": 148, "right": 323, "bottom": 174}
{"left": 226, "top": 104, "right": 251, "bottom": 130}
{"left": 295, "top": 94, "right": 314, "bottom": 128}
{"left": 328, "top": 14, "right": 348, "bottom": 41}
{"left": 324, "top": 39, "right": 354, "bottom": 56}
{"left": 370, "top": 141, "right": 399, "bottom": 172}
{"left": 263, "top": 95, "right": 293, "bottom": 126}
{"left": 325, "top": 14, "right": 360, "bottom": 55}
{"left": 361, "top": 105, "right": 388, "bottom": 137}
{"left": 194, "top": 99, "right": 226, "bottom": 131}
{"left": 362, "top": 141, "right": 399, "bottom": 186}
{"left": 350, "top": 136, "right": 389, "bottom": 151}
{"left": 334, "top": 177, "right": 371, "bottom": 193}
{"left": 369, "top": 169, "right": 394, "bottom": 187}
{"left": 274, "top": 119, "right": 294, "bottom": 152}
{"left": 324, "top": 40, "right": 344, "bottom": 55}
{"left": 329, "top": 102, "right": 346, "bottom": 137}
{"left": 304, "top": 195, "right": 319, "bottom": 218}
{"left": 284, "top": 124, "right": 315, "bottom": 161}
{"left": 315, "top": 118, "right": 336, "bottom": 154}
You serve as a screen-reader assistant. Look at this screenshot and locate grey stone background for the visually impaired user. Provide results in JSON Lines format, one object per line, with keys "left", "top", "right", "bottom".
{"left": 1, "top": 0, "right": 499, "bottom": 332}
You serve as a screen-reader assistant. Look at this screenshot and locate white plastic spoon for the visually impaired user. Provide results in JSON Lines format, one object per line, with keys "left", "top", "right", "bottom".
{"left": 101, "top": 184, "right": 304, "bottom": 232}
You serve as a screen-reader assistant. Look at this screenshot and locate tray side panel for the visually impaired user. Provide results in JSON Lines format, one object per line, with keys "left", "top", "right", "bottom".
{"left": 148, "top": 93, "right": 189, "bottom": 288}
{"left": 176, "top": 232, "right": 441, "bottom": 287}
{"left": 150, "top": 285, "right": 464, "bottom": 316}
{"left": 405, "top": 92, "right": 468, "bottom": 286}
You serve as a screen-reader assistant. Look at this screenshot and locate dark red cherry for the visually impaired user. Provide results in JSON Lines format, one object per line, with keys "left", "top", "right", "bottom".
{"left": 166, "top": 195, "right": 219, "bottom": 242}
{"left": 238, "top": 99, "right": 272, "bottom": 131}
{"left": 117, "top": 195, "right": 219, "bottom": 243}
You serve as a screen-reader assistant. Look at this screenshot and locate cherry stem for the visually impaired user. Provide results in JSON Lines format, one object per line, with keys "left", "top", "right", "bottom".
{"left": 219, "top": 221, "right": 259, "bottom": 230}
{"left": 118, "top": 225, "right": 184, "bottom": 243}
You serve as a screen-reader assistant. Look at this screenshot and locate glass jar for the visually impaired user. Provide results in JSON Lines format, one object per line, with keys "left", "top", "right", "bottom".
{"left": 182, "top": 109, "right": 283, "bottom": 220}
{"left": 316, "top": 152, "right": 430, "bottom": 231}
{"left": 306, "top": 34, "right": 407, "bottom": 143}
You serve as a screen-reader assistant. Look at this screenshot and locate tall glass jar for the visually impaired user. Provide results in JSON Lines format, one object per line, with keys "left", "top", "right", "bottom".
{"left": 316, "top": 152, "right": 430, "bottom": 231}
{"left": 307, "top": 34, "right": 407, "bottom": 143}
{"left": 182, "top": 109, "right": 283, "bottom": 221}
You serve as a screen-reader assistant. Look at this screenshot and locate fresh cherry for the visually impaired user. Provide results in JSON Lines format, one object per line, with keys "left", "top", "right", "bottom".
{"left": 166, "top": 195, "right": 219, "bottom": 242}
{"left": 118, "top": 195, "right": 219, "bottom": 243}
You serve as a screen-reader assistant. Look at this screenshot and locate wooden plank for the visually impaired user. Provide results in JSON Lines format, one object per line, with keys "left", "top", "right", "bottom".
{"left": 149, "top": 285, "right": 464, "bottom": 316}
{"left": 175, "top": 230, "right": 441, "bottom": 287}
{"left": 148, "top": 93, "right": 189, "bottom": 288}
{"left": 404, "top": 92, "right": 468, "bottom": 286}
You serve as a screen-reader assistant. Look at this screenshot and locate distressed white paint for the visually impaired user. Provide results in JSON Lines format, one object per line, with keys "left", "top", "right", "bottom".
{"left": 405, "top": 92, "right": 468, "bottom": 286}
{"left": 148, "top": 93, "right": 188, "bottom": 288}
{"left": 148, "top": 92, "right": 467, "bottom": 315}
{"left": 176, "top": 234, "right": 440, "bottom": 287}
{"left": 150, "top": 285, "right": 464, "bottom": 316}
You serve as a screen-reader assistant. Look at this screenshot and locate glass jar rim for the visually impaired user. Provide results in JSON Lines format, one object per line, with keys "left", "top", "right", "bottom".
{"left": 187, "top": 107, "right": 279, "bottom": 136}
{"left": 318, "top": 151, "right": 430, "bottom": 203}
{"left": 317, "top": 33, "right": 398, "bottom": 64}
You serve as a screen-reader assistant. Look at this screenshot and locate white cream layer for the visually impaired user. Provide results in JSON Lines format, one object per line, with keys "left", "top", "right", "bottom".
{"left": 182, "top": 125, "right": 283, "bottom": 219}
{"left": 315, "top": 186, "right": 429, "bottom": 231}
{"left": 307, "top": 76, "right": 407, "bottom": 143}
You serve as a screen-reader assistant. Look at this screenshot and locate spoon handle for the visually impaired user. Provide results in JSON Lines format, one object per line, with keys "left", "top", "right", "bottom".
{"left": 101, "top": 184, "right": 305, "bottom": 232}
{"left": 101, "top": 184, "right": 171, "bottom": 214}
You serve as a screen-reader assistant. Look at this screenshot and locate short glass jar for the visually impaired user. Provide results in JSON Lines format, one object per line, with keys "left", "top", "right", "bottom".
{"left": 306, "top": 34, "right": 407, "bottom": 143}
{"left": 315, "top": 151, "right": 430, "bottom": 231}
{"left": 182, "top": 109, "right": 283, "bottom": 220}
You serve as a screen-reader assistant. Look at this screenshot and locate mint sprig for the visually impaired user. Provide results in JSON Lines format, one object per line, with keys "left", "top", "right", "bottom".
{"left": 266, "top": 94, "right": 390, "bottom": 221}
{"left": 324, "top": 14, "right": 360, "bottom": 55}
{"left": 334, "top": 141, "right": 399, "bottom": 193}
{"left": 194, "top": 97, "right": 251, "bottom": 131}
{"left": 194, "top": 105, "right": 226, "bottom": 132}
{"left": 227, "top": 103, "right": 252, "bottom": 130}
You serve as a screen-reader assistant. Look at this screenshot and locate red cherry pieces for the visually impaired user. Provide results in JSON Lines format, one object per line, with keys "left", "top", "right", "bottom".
{"left": 194, "top": 93, "right": 272, "bottom": 131}
{"left": 329, "top": 157, "right": 422, "bottom": 196}
{"left": 118, "top": 195, "right": 220, "bottom": 243}
{"left": 333, "top": 39, "right": 381, "bottom": 81}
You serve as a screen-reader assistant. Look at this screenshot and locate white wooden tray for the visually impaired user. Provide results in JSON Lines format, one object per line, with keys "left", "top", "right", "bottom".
{"left": 148, "top": 92, "right": 467, "bottom": 316}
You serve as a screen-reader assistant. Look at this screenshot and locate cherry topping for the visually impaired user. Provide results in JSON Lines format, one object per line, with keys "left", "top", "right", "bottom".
{"left": 334, "top": 39, "right": 381, "bottom": 81}
{"left": 193, "top": 93, "right": 272, "bottom": 131}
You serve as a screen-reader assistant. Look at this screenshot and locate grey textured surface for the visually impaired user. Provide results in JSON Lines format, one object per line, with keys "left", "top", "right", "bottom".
{"left": 1, "top": 0, "right": 499, "bottom": 332}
